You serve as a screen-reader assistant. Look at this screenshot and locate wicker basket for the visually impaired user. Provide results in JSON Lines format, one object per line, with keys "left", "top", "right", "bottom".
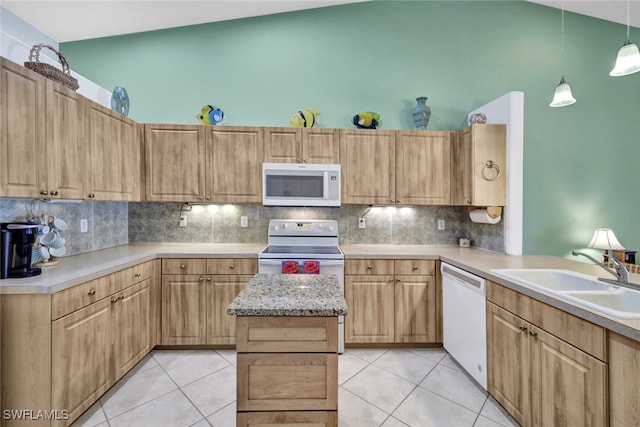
{"left": 24, "top": 44, "right": 79, "bottom": 91}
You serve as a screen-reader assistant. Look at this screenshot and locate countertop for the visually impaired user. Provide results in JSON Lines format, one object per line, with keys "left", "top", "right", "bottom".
{"left": 2, "top": 242, "right": 640, "bottom": 341}
{"left": 227, "top": 273, "right": 348, "bottom": 317}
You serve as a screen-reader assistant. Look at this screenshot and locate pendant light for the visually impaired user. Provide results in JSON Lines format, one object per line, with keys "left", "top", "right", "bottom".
{"left": 550, "top": 4, "right": 576, "bottom": 107}
{"left": 610, "top": 0, "right": 640, "bottom": 76}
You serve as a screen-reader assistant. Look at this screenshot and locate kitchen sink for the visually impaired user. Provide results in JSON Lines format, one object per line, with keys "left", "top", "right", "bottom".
{"left": 490, "top": 268, "right": 640, "bottom": 320}
{"left": 490, "top": 269, "right": 613, "bottom": 292}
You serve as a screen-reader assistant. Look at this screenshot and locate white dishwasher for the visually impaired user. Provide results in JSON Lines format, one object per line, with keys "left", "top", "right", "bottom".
{"left": 441, "top": 262, "right": 487, "bottom": 390}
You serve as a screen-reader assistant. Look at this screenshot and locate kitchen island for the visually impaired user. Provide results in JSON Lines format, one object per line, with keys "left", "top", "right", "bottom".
{"left": 228, "top": 273, "right": 347, "bottom": 427}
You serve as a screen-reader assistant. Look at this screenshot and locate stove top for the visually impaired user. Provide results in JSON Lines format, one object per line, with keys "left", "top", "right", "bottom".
{"left": 260, "top": 219, "right": 343, "bottom": 260}
{"left": 262, "top": 245, "right": 342, "bottom": 255}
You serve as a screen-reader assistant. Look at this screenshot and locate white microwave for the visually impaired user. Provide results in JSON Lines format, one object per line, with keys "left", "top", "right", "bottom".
{"left": 262, "top": 163, "right": 341, "bottom": 207}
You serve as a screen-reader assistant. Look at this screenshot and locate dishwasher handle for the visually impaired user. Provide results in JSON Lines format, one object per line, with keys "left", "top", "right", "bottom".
{"left": 442, "top": 263, "right": 486, "bottom": 294}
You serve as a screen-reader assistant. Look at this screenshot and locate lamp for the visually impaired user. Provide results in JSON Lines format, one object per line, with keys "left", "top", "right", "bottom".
{"left": 610, "top": 0, "right": 640, "bottom": 76}
{"left": 587, "top": 228, "right": 625, "bottom": 262}
{"left": 550, "top": 5, "right": 576, "bottom": 108}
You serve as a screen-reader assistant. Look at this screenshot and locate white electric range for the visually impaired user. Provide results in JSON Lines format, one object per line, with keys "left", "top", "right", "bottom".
{"left": 258, "top": 219, "right": 345, "bottom": 353}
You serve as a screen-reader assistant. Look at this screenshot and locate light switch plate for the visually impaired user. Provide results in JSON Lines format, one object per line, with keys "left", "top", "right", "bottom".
{"left": 437, "top": 219, "right": 445, "bottom": 230}
{"left": 80, "top": 219, "right": 88, "bottom": 233}
{"left": 241, "top": 216, "right": 248, "bottom": 227}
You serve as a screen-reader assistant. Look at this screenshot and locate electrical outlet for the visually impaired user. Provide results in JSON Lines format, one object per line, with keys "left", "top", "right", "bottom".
{"left": 437, "top": 219, "right": 445, "bottom": 230}
{"left": 240, "top": 216, "right": 248, "bottom": 227}
{"left": 80, "top": 219, "right": 88, "bottom": 233}
{"left": 179, "top": 215, "right": 187, "bottom": 227}
{"left": 358, "top": 217, "right": 366, "bottom": 229}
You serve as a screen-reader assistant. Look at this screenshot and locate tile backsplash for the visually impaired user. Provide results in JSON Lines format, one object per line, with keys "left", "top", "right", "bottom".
{"left": 0, "top": 199, "right": 505, "bottom": 256}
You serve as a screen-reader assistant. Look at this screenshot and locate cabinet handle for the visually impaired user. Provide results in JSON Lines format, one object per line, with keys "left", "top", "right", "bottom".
{"left": 207, "top": 277, "right": 212, "bottom": 281}
{"left": 180, "top": 264, "right": 186, "bottom": 269}
{"left": 388, "top": 278, "right": 394, "bottom": 282}
{"left": 396, "top": 278, "right": 401, "bottom": 282}
{"left": 412, "top": 265, "right": 419, "bottom": 270}
{"left": 519, "top": 325, "right": 527, "bottom": 331}
{"left": 50, "top": 190, "right": 59, "bottom": 196}
{"left": 88, "top": 193, "right": 95, "bottom": 198}
{"left": 205, "top": 196, "right": 210, "bottom": 200}
{"left": 529, "top": 329, "right": 538, "bottom": 337}
{"left": 481, "top": 160, "right": 501, "bottom": 181}
{"left": 303, "top": 159, "right": 307, "bottom": 163}
{"left": 396, "top": 200, "right": 400, "bottom": 203}
{"left": 229, "top": 264, "right": 235, "bottom": 269}
{"left": 40, "top": 190, "right": 48, "bottom": 195}
{"left": 111, "top": 296, "right": 118, "bottom": 303}
{"left": 200, "top": 196, "right": 205, "bottom": 201}
{"left": 88, "top": 289, "right": 96, "bottom": 296}
{"left": 199, "top": 276, "right": 204, "bottom": 281}
{"left": 296, "top": 158, "right": 300, "bottom": 163}
{"left": 119, "top": 295, "right": 125, "bottom": 301}
{"left": 367, "top": 265, "right": 373, "bottom": 270}
{"left": 134, "top": 272, "right": 141, "bottom": 277}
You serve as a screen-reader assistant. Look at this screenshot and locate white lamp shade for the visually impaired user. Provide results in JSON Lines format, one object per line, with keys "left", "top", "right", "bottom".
{"left": 549, "top": 78, "right": 576, "bottom": 107}
{"left": 610, "top": 41, "right": 640, "bottom": 76}
{"left": 587, "top": 228, "right": 625, "bottom": 250}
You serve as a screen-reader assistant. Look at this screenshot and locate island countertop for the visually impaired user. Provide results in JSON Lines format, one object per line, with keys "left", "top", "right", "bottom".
{"left": 227, "top": 273, "right": 348, "bottom": 317}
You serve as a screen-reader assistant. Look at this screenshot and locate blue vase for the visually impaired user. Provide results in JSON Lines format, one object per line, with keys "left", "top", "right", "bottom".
{"left": 111, "top": 86, "right": 130, "bottom": 116}
{"left": 412, "top": 96, "right": 431, "bottom": 130}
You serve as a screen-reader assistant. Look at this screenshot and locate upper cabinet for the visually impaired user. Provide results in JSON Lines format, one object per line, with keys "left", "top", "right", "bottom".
{"left": 264, "top": 127, "right": 339, "bottom": 164}
{"left": 451, "top": 124, "right": 507, "bottom": 207}
{"left": 86, "top": 102, "right": 142, "bottom": 201}
{"left": 340, "top": 129, "right": 452, "bottom": 205}
{"left": 145, "top": 125, "right": 263, "bottom": 203}
{"left": 1, "top": 58, "right": 86, "bottom": 199}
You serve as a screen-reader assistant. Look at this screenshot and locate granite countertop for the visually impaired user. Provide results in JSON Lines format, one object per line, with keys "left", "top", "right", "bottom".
{"left": 227, "top": 273, "right": 348, "bottom": 317}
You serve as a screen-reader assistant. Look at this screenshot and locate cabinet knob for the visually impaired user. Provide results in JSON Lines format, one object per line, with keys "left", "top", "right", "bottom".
{"left": 88, "top": 289, "right": 96, "bottom": 296}
{"left": 412, "top": 265, "right": 419, "bottom": 270}
{"left": 388, "top": 278, "right": 394, "bottom": 282}
{"left": 519, "top": 325, "right": 527, "bottom": 331}
{"left": 466, "top": 199, "right": 472, "bottom": 205}
{"left": 229, "top": 264, "right": 235, "bottom": 269}
{"left": 200, "top": 196, "right": 205, "bottom": 201}
{"left": 529, "top": 329, "right": 538, "bottom": 337}
{"left": 50, "top": 190, "right": 59, "bottom": 196}
{"left": 199, "top": 276, "right": 204, "bottom": 281}
{"left": 207, "top": 277, "right": 212, "bottom": 281}
{"left": 111, "top": 296, "right": 118, "bottom": 303}
{"left": 134, "top": 272, "right": 141, "bottom": 277}
{"left": 396, "top": 200, "right": 400, "bottom": 203}
{"left": 180, "top": 264, "right": 186, "bottom": 269}
{"left": 367, "top": 265, "right": 373, "bottom": 270}
{"left": 396, "top": 278, "right": 401, "bottom": 282}
{"left": 205, "top": 196, "right": 210, "bottom": 200}
{"left": 40, "top": 190, "right": 48, "bottom": 195}
{"left": 119, "top": 295, "right": 125, "bottom": 301}
{"left": 296, "top": 158, "right": 300, "bottom": 163}
{"left": 88, "top": 193, "right": 95, "bottom": 198}
{"left": 303, "top": 159, "right": 307, "bottom": 163}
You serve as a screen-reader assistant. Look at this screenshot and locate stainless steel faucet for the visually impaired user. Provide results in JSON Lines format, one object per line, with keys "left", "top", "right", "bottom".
{"left": 572, "top": 250, "right": 631, "bottom": 285}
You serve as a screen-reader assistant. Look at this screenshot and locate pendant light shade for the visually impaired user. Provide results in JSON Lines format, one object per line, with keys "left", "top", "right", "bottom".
{"left": 610, "top": 39, "right": 640, "bottom": 76}
{"left": 550, "top": 77, "right": 577, "bottom": 107}
{"left": 610, "top": 0, "right": 640, "bottom": 76}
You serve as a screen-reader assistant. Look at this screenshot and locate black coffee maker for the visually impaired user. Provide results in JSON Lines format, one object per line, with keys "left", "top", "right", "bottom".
{"left": 1, "top": 222, "right": 42, "bottom": 279}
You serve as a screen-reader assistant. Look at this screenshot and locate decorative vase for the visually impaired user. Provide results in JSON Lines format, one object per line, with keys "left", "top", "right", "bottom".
{"left": 111, "top": 86, "right": 130, "bottom": 116}
{"left": 412, "top": 96, "right": 431, "bottom": 130}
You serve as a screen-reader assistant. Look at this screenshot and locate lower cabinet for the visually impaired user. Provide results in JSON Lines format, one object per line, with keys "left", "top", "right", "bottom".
{"left": 0, "top": 260, "right": 159, "bottom": 427}
{"left": 609, "top": 331, "right": 640, "bottom": 426}
{"left": 487, "top": 282, "right": 608, "bottom": 427}
{"left": 160, "top": 258, "right": 257, "bottom": 345}
{"left": 345, "top": 259, "right": 437, "bottom": 344}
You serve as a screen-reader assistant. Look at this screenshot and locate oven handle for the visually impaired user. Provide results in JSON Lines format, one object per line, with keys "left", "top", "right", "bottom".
{"left": 258, "top": 259, "right": 344, "bottom": 267}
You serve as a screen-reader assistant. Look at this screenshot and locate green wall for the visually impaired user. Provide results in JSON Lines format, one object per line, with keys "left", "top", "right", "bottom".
{"left": 61, "top": 1, "right": 640, "bottom": 257}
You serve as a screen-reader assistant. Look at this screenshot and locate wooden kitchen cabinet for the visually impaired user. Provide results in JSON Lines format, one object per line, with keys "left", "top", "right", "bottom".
{"left": 86, "top": 101, "right": 142, "bottom": 201}
{"left": 161, "top": 258, "right": 257, "bottom": 345}
{"left": 487, "top": 282, "right": 608, "bottom": 427}
{"left": 345, "top": 259, "right": 438, "bottom": 344}
{"left": 340, "top": 129, "right": 452, "bottom": 205}
{"left": 145, "top": 124, "right": 206, "bottom": 201}
{"left": 264, "top": 127, "right": 339, "bottom": 164}
{"left": 2, "top": 260, "right": 158, "bottom": 427}
{"left": 451, "top": 124, "right": 506, "bottom": 206}
{"left": 0, "top": 58, "right": 86, "bottom": 199}
{"left": 609, "top": 331, "right": 640, "bottom": 426}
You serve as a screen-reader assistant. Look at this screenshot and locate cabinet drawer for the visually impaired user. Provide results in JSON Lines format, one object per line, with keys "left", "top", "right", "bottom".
{"left": 236, "top": 316, "right": 338, "bottom": 353}
{"left": 162, "top": 258, "right": 206, "bottom": 275}
{"left": 237, "top": 353, "right": 338, "bottom": 411}
{"left": 345, "top": 259, "right": 394, "bottom": 275}
{"left": 237, "top": 411, "right": 337, "bottom": 427}
{"left": 113, "top": 261, "right": 154, "bottom": 293}
{"left": 207, "top": 258, "right": 257, "bottom": 275}
{"left": 52, "top": 275, "right": 113, "bottom": 320}
{"left": 395, "top": 259, "right": 435, "bottom": 275}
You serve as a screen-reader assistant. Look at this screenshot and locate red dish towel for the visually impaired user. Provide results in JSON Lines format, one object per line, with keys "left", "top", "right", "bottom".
{"left": 302, "top": 260, "right": 320, "bottom": 274}
{"left": 281, "top": 260, "right": 299, "bottom": 274}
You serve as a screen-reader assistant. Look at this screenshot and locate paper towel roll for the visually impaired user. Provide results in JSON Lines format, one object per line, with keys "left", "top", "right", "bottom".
{"left": 469, "top": 209, "right": 501, "bottom": 224}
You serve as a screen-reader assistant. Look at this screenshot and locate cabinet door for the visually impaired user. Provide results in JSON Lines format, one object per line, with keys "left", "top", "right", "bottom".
{"left": 161, "top": 275, "right": 206, "bottom": 345}
{"left": 396, "top": 131, "right": 451, "bottom": 205}
{"left": 303, "top": 128, "right": 339, "bottom": 164}
{"left": 344, "top": 275, "right": 395, "bottom": 343}
{"left": 206, "top": 126, "right": 264, "bottom": 203}
{"left": 0, "top": 58, "right": 46, "bottom": 198}
{"left": 530, "top": 326, "right": 607, "bottom": 427}
{"left": 470, "top": 124, "right": 506, "bottom": 206}
{"left": 340, "top": 129, "right": 396, "bottom": 204}
{"left": 451, "top": 127, "right": 472, "bottom": 205}
{"left": 86, "top": 102, "right": 140, "bottom": 201}
{"left": 394, "top": 275, "right": 436, "bottom": 343}
{"left": 264, "top": 127, "right": 302, "bottom": 163}
{"left": 114, "top": 280, "right": 153, "bottom": 381}
{"left": 487, "top": 302, "right": 530, "bottom": 426}
{"left": 206, "top": 275, "right": 250, "bottom": 345}
{"left": 52, "top": 298, "right": 112, "bottom": 424}
{"left": 609, "top": 332, "right": 640, "bottom": 426}
{"left": 145, "top": 124, "right": 206, "bottom": 201}
{"left": 45, "top": 80, "right": 87, "bottom": 199}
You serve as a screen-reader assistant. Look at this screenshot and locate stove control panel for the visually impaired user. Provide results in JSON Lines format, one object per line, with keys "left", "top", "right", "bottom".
{"left": 268, "top": 219, "right": 338, "bottom": 236}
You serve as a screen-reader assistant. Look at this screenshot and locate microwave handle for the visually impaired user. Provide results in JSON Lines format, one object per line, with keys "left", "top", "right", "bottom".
{"left": 324, "top": 172, "right": 329, "bottom": 200}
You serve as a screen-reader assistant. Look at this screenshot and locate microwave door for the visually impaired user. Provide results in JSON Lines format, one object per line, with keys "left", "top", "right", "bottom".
{"left": 323, "top": 172, "right": 329, "bottom": 200}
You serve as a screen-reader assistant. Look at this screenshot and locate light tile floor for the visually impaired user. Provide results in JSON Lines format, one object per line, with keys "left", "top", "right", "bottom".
{"left": 71, "top": 348, "right": 520, "bottom": 427}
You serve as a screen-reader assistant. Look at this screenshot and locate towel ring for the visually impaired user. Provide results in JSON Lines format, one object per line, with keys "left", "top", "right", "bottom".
{"left": 481, "top": 160, "right": 501, "bottom": 181}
